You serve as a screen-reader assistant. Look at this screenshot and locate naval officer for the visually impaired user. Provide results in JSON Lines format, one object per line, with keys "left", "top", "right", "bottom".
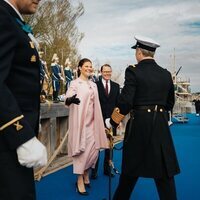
{"left": 107, "top": 35, "right": 180, "bottom": 200}
{"left": 0, "top": 0, "right": 47, "bottom": 199}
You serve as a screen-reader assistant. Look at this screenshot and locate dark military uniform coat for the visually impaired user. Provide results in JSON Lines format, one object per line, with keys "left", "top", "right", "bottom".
{"left": 113, "top": 59, "right": 180, "bottom": 178}
{"left": 0, "top": 1, "right": 40, "bottom": 199}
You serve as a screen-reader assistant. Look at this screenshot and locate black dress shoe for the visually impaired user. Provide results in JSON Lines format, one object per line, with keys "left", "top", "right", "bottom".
{"left": 104, "top": 171, "right": 115, "bottom": 177}
{"left": 75, "top": 182, "right": 88, "bottom": 195}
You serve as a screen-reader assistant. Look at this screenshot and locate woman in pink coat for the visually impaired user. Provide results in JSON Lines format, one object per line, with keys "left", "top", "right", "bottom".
{"left": 65, "top": 58, "right": 108, "bottom": 195}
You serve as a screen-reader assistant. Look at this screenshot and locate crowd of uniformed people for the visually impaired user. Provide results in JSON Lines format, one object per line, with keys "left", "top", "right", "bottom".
{"left": 39, "top": 51, "right": 101, "bottom": 103}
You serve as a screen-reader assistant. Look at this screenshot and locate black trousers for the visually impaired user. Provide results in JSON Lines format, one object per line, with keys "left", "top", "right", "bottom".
{"left": 93, "top": 148, "right": 113, "bottom": 175}
{"left": 0, "top": 151, "right": 36, "bottom": 200}
{"left": 113, "top": 174, "right": 177, "bottom": 200}
{"left": 52, "top": 80, "right": 60, "bottom": 100}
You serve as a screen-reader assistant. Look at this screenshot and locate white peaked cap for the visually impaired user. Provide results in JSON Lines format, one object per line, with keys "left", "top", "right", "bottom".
{"left": 132, "top": 35, "right": 160, "bottom": 51}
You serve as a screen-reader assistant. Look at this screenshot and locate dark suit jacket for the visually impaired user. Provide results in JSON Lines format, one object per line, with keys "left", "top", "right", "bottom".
{"left": 0, "top": 1, "right": 40, "bottom": 152}
{"left": 96, "top": 79, "right": 120, "bottom": 122}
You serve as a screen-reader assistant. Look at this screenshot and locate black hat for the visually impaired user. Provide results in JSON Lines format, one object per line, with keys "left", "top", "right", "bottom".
{"left": 131, "top": 35, "right": 160, "bottom": 52}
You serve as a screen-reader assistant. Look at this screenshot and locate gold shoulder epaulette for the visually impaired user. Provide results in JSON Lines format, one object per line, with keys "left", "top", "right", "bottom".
{"left": 0, "top": 115, "right": 24, "bottom": 131}
{"left": 111, "top": 108, "right": 125, "bottom": 124}
{"left": 130, "top": 64, "right": 136, "bottom": 68}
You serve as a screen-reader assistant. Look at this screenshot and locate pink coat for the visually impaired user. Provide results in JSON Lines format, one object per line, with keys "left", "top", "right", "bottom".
{"left": 66, "top": 78, "right": 109, "bottom": 157}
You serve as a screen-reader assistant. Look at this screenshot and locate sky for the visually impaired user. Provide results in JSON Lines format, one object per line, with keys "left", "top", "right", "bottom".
{"left": 74, "top": 0, "right": 200, "bottom": 92}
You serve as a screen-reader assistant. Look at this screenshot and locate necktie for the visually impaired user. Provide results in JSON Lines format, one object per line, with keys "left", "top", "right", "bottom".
{"left": 105, "top": 80, "right": 108, "bottom": 96}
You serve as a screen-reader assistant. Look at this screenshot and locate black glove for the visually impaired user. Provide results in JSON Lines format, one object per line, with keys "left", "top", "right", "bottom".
{"left": 65, "top": 94, "right": 80, "bottom": 106}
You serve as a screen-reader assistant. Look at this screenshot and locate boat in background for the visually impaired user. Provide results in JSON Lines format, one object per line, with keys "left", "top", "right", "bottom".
{"left": 170, "top": 51, "right": 192, "bottom": 123}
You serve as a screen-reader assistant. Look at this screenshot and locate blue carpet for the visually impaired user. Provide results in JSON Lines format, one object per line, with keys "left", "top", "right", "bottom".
{"left": 36, "top": 114, "right": 200, "bottom": 200}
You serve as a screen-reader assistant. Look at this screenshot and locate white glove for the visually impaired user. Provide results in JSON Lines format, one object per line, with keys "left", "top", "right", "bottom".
{"left": 105, "top": 118, "right": 111, "bottom": 129}
{"left": 17, "top": 137, "right": 47, "bottom": 168}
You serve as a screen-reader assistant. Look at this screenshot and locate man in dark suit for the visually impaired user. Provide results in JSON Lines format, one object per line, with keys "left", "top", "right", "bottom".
{"left": 107, "top": 35, "right": 180, "bottom": 200}
{"left": 91, "top": 64, "right": 120, "bottom": 179}
{"left": 0, "top": 1, "right": 47, "bottom": 199}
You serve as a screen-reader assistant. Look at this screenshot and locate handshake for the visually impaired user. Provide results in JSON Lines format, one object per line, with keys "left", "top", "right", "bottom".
{"left": 65, "top": 94, "right": 80, "bottom": 106}
{"left": 105, "top": 118, "right": 120, "bottom": 130}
